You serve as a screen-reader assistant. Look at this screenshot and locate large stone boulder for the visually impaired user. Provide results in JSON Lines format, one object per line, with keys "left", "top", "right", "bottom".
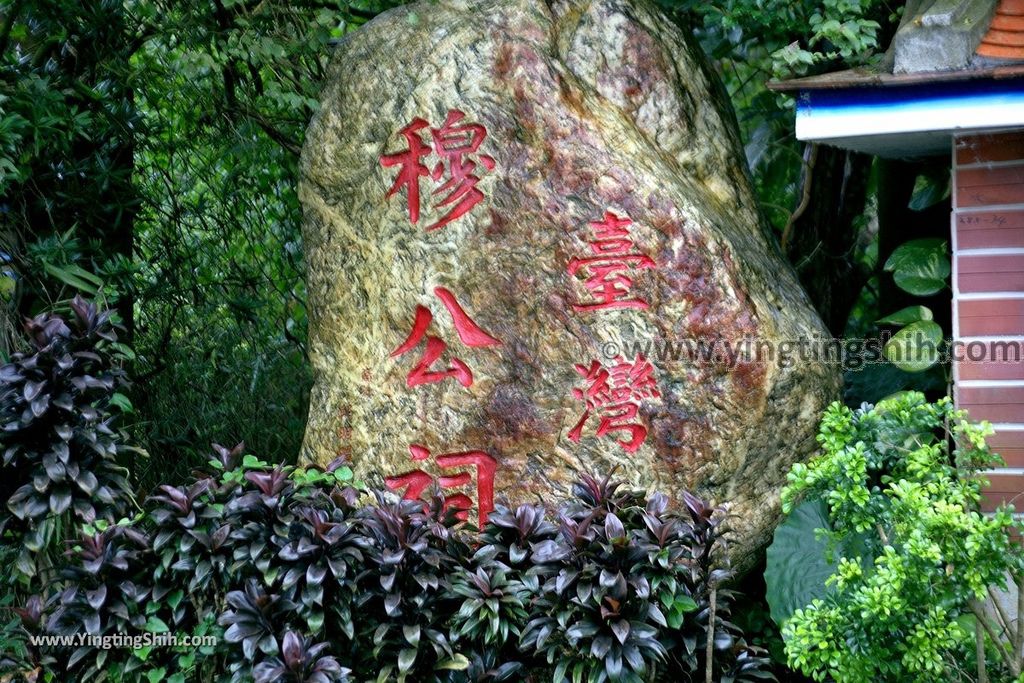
{"left": 299, "top": 0, "right": 840, "bottom": 570}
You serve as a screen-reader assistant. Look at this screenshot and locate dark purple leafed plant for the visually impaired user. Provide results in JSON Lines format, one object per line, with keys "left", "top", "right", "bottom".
{"left": 514, "top": 474, "right": 774, "bottom": 683}
{"left": 253, "top": 631, "right": 350, "bottom": 683}
{"left": 1, "top": 296, "right": 132, "bottom": 581}
{"left": 46, "top": 525, "right": 153, "bottom": 678}
{"left": 0, "top": 302, "right": 773, "bottom": 683}
{"left": 353, "top": 496, "right": 472, "bottom": 680}
{"left": 220, "top": 579, "right": 298, "bottom": 660}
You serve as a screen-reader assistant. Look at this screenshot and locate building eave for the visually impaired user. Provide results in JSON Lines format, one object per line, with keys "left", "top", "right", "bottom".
{"left": 768, "top": 63, "right": 1024, "bottom": 92}
{"left": 787, "top": 76, "right": 1024, "bottom": 158}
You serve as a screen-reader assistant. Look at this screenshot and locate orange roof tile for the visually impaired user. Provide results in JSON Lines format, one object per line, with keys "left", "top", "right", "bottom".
{"left": 978, "top": 0, "right": 1024, "bottom": 59}
{"left": 999, "top": 0, "right": 1024, "bottom": 14}
{"left": 991, "top": 14, "right": 1024, "bottom": 30}
{"left": 983, "top": 28, "right": 1024, "bottom": 45}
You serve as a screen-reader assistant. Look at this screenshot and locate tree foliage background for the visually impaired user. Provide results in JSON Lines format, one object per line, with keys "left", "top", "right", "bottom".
{"left": 1, "top": 0, "right": 910, "bottom": 491}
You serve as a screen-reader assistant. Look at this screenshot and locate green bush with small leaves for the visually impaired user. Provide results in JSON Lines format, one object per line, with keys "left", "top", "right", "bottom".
{"left": 776, "top": 393, "right": 1023, "bottom": 682}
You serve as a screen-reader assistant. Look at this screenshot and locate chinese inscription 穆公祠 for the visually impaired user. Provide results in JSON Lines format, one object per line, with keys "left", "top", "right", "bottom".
{"left": 380, "top": 111, "right": 499, "bottom": 523}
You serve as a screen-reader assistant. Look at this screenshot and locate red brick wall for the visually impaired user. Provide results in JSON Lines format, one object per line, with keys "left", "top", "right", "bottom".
{"left": 954, "top": 131, "right": 1024, "bottom": 511}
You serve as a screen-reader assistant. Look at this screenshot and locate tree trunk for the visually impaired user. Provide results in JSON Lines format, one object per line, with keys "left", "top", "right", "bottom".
{"left": 784, "top": 145, "right": 874, "bottom": 336}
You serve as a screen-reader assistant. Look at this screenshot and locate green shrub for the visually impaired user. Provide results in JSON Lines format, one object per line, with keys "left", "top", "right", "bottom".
{"left": 771, "top": 392, "right": 1023, "bottom": 682}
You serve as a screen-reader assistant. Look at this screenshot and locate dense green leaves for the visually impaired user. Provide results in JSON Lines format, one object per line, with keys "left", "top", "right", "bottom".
{"left": 0, "top": 0, "right": 138, "bottom": 330}
{"left": 2, "top": 0, "right": 409, "bottom": 488}
{"left": 777, "top": 394, "right": 1022, "bottom": 682}
{"left": 765, "top": 0, "right": 883, "bottom": 77}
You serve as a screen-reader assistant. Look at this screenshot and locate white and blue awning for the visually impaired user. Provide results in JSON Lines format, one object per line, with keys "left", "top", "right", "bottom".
{"left": 769, "top": 68, "right": 1024, "bottom": 158}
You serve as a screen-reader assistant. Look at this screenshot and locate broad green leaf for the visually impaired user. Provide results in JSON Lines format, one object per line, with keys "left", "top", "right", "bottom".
{"left": 166, "top": 589, "right": 183, "bottom": 610}
{"left": 398, "top": 648, "right": 417, "bottom": 673}
{"left": 765, "top": 499, "right": 869, "bottom": 627}
{"left": 674, "top": 595, "right": 698, "bottom": 613}
{"left": 241, "top": 454, "right": 264, "bottom": 469}
{"left": 44, "top": 263, "right": 99, "bottom": 294}
{"left": 307, "top": 609, "right": 324, "bottom": 632}
{"left": 883, "top": 239, "right": 949, "bottom": 296}
{"left": 144, "top": 616, "right": 170, "bottom": 634}
{"left": 63, "top": 264, "right": 102, "bottom": 285}
{"left": 110, "top": 393, "right": 134, "bottom": 413}
{"left": 15, "top": 549, "right": 36, "bottom": 578}
{"left": 883, "top": 320, "right": 943, "bottom": 373}
{"left": 908, "top": 171, "right": 950, "bottom": 211}
{"left": 876, "top": 306, "right": 932, "bottom": 326}
{"left": 893, "top": 270, "right": 948, "bottom": 297}
{"left": 110, "top": 342, "right": 136, "bottom": 360}
{"left": 435, "top": 654, "right": 469, "bottom": 671}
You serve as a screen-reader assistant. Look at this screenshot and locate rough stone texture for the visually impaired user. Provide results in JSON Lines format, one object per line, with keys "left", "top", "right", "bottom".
{"left": 299, "top": 0, "right": 840, "bottom": 570}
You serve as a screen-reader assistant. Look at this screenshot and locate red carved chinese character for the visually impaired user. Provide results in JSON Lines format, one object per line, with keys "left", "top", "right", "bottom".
{"left": 568, "top": 211, "right": 655, "bottom": 312}
{"left": 382, "top": 469, "right": 433, "bottom": 502}
{"left": 380, "top": 110, "right": 494, "bottom": 231}
{"left": 428, "top": 110, "right": 496, "bottom": 232}
{"left": 567, "top": 355, "right": 660, "bottom": 453}
{"left": 390, "top": 287, "right": 501, "bottom": 388}
{"left": 380, "top": 118, "right": 432, "bottom": 225}
{"left": 384, "top": 444, "right": 497, "bottom": 526}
